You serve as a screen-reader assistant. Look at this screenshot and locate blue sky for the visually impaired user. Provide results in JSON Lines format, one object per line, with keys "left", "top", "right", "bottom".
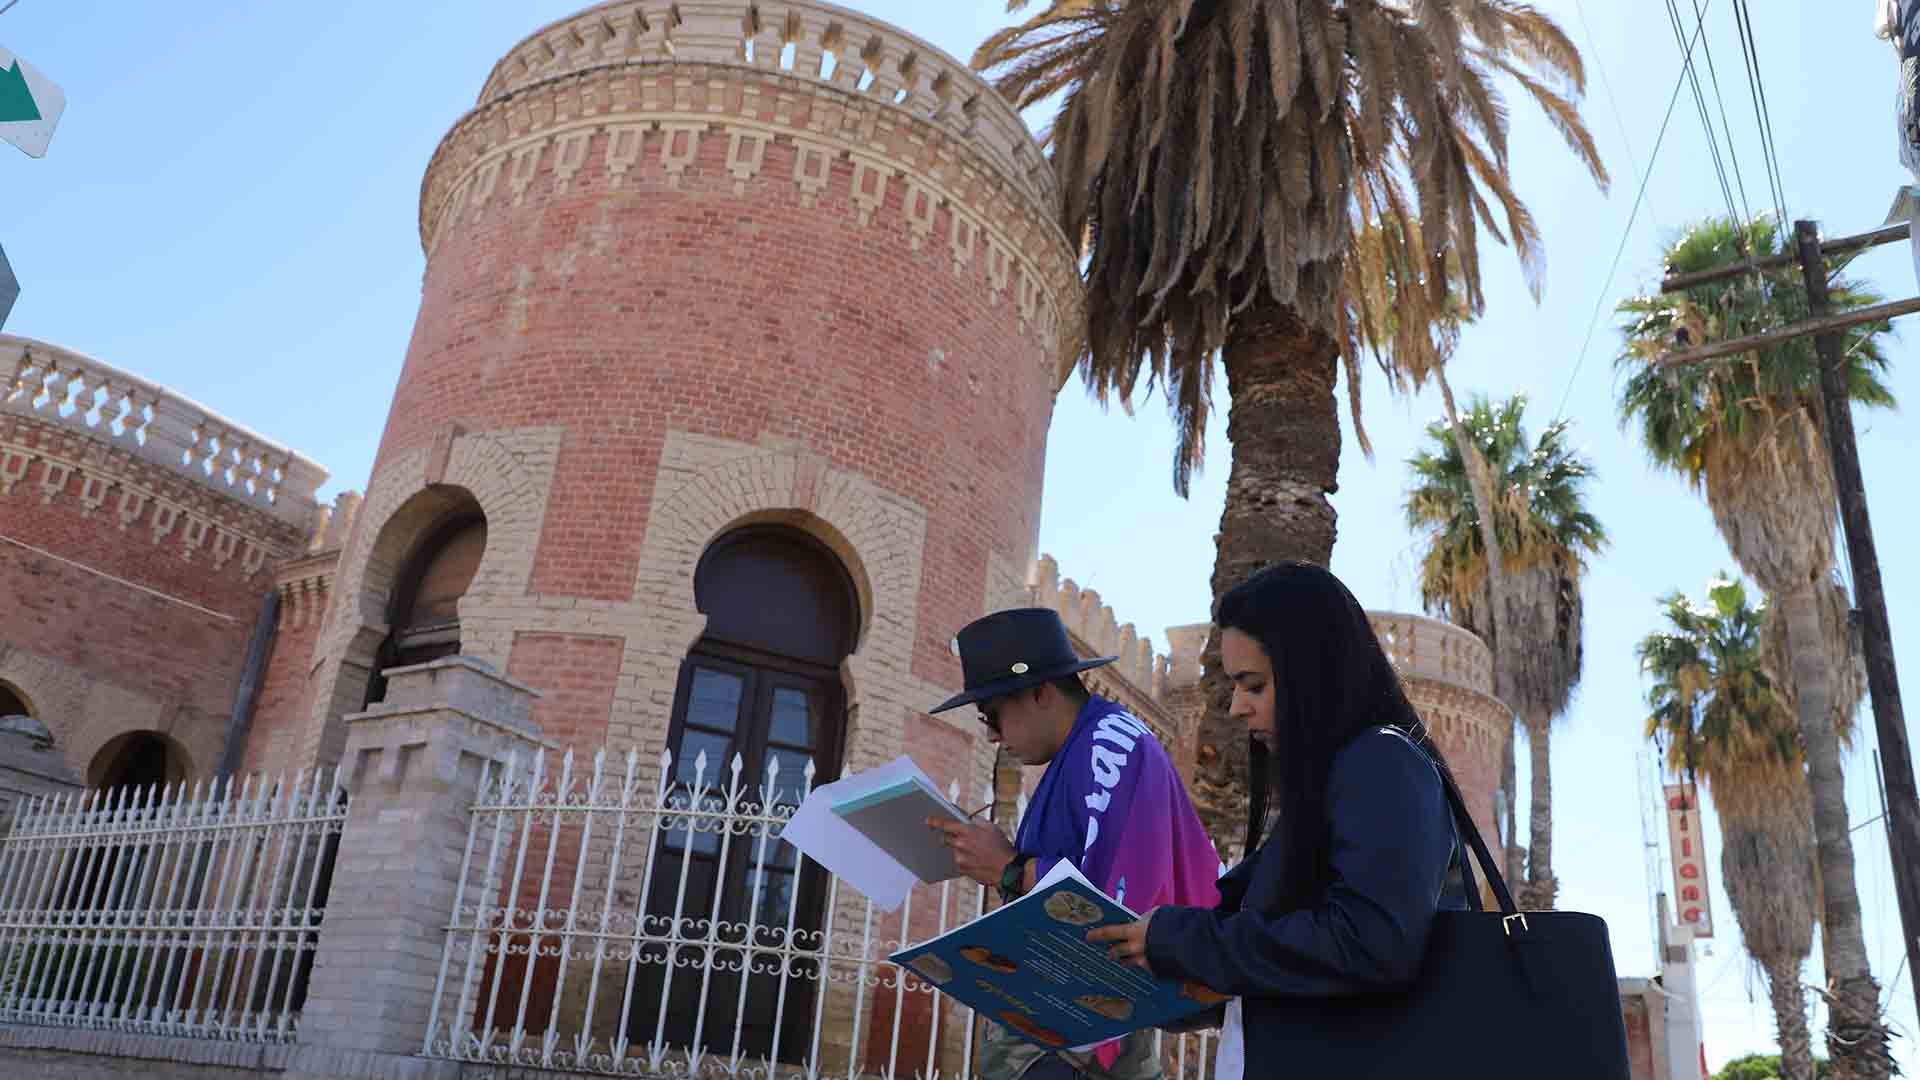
{"left": 1, "top": 1, "right": 1913, "bottom": 1073}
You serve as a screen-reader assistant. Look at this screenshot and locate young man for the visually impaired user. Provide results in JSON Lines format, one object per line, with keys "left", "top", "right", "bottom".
{"left": 925, "top": 607, "right": 1221, "bottom": 1080}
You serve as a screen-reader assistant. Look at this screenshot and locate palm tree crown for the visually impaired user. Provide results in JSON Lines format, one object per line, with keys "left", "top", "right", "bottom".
{"left": 976, "top": 0, "right": 1608, "bottom": 494}
{"left": 1616, "top": 215, "right": 1895, "bottom": 592}
{"left": 1405, "top": 392, "right": 1605, "bottom": 712}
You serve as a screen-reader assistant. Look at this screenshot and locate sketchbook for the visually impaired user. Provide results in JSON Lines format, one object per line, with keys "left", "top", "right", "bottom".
{"left": 890, "top": 860, "right": 1223, "bottom": 1051}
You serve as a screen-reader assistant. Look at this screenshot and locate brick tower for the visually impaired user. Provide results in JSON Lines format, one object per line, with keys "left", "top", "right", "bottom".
{"left": 274, "top": 0, "right": 1083, "bottom": 783}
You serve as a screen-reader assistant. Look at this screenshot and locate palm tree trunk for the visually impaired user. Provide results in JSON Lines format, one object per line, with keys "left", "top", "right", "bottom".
{"left": 1197, "top": 300, "right": 1341, "bottom": 817}
{"left": 1780, "top": 581, "right": 1892, "bottom": 1080}
{"left": 1525, "top": 715, "right": 1557, "bottom": 909}
{"left": 1434, "top": 369, "right": 1525, "bottom": 892}
{"left": 1762, "top": 951, "right": 1815, "bottom": 1080}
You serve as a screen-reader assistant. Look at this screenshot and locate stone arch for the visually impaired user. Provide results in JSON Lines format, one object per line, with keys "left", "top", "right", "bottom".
{"left": 626, "top": 435, "right": 931, "bottom": 778}
{"left": 0, "top": 679, "right": 34, "bottom": 719}
{"left": 0, "top": 647, "right": 208, "bottom": 788}
{"left": 87, "top": 729, "right": 193, "bottom": 791}
{"left": 297, "top": 427, "right": 561, "bottom": 769}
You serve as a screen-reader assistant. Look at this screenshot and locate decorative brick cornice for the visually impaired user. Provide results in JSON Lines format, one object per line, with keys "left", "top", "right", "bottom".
{"left": 1400, "top": 677, "right": 1514, "bottom": 754}
{"left": 418, "top": 14, "right": 1085, "bottom": 376}
{"left": 275, "top": 549, "right": 341, "bottom": 628}
{"left": 0, "top": 412, "right": 306, "bottom": 580}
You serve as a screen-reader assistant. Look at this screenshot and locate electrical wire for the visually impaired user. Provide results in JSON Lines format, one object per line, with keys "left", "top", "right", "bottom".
{"left": 1573, "top": 0, "right": 1660, "bottom": 231}
{"left": 1665, "top": 0, "right": 1742, "bottom": 227}
{"left": 1689, "top": 0, "right": 1755, "bottom": 225}
{"left": 1550, "top": 2, "right": 1716, "bottom": 423}
{"left": 1733, "top": 0, "right": 1791, "bottom": 225}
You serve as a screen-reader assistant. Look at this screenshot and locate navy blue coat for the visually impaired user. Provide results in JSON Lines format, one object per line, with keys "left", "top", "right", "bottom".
{"left": 1144, "top": 728, "right": 1463, "bottom": 1051}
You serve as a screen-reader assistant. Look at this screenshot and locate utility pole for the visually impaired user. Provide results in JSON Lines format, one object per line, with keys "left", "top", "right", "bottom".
{"left": 1659, "top": 216, "right": 1920, "bottom": 1028}
{"left": 1794, "top": 219, "right": 1920, "bottom": 1026}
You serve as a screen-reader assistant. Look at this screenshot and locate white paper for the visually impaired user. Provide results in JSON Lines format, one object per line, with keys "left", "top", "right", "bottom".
{"left": 780, "top": 756, "right": 949, "bottom": 912}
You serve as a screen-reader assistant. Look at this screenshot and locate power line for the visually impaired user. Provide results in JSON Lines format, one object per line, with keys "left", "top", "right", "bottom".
{"left": 1572, "top": 0, "right": 1660, "bottom": 231}
{"left": 1688, "top": 0, "right": 1756, "bottom": 225}
{"left": 0, "top": 1, "right": 23, "bottom": 16}
{"left": 1732, "top": 0, "right": 1791, "bottom": 225}
{"left": 1665, "top": 0, "right": 1741, "bottom": 227}
{"left": 1550, "top": 2, "right": 1716, "bottom": 423}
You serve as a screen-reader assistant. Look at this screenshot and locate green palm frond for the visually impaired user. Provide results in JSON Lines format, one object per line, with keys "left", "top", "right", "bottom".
{"left": 1636, "top": 575, "right": 1800, "bottom": 796}
{"left": 977, "top": 0, "right": 1609, "bottom": 496}
{"left": 1615, "top": 214, "right": 1897, "bottom": 492}
{"left": 1403, "top": 391, "right": 1604, "bottom": 718}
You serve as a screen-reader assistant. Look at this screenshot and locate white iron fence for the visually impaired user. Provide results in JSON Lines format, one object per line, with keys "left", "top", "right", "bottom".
{"left": 0, "top": 769, "right": 346, "bottom": 1042}
{"left": 423, "top": 748, "right": 1218, "bottom": 1079}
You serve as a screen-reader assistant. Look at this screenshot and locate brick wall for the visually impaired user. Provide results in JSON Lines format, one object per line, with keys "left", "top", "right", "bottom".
{"left": 0, "top": 423, "right": 301, "bottom": 779}
{"left": 506, "top": 632, "right": 624, "bottom": 750}
{"left": 239, "top": 585, "right": 329, "bottom": 776}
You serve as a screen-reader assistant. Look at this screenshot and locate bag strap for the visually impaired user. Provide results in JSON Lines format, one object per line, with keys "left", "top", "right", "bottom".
{"left": 1377, "top": 726, "right": 1520, "bottom": 916}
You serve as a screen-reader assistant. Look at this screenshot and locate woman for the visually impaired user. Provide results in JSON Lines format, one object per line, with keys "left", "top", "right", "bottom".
{"left": 1088, "top": 562, "right": 1467, "bottom": 1071}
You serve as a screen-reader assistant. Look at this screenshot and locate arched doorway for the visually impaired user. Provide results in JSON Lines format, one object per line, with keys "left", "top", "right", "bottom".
{"left": 364, "top": 506, "right": 487, "bottom": 707}
{"left": 635, "top": 524, "right": 859, "bottom": 1062}
{"left": 0, "top": 681, "right": 30, "bottom": 720}
{"left": 87, "top": 731, "right": 191, "bottom": 792}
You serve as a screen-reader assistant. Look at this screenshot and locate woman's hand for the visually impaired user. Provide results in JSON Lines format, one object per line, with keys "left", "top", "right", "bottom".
{"left": 1087, "top": 908, "right": 1159, "bottom": 970}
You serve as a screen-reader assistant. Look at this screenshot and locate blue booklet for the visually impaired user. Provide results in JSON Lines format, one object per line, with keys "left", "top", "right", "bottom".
{"left": 889, "top": 860, "right": 1225, "bottom": 1050}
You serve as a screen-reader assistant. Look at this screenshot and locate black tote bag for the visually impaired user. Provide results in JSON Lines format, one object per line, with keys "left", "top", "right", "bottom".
{"left": 1248, "top": 756, "right": 1634, "bottom": 1078}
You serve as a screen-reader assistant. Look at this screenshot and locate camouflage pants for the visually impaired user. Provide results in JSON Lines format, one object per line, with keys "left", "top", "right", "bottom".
{"left": 975, "top": 1020, "right": 1165, "bottom": 1080}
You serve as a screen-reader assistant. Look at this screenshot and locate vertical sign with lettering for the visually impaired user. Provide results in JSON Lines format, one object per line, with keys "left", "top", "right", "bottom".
{"left": 1665, "top": 782, "right": 1714, "bottom": 938}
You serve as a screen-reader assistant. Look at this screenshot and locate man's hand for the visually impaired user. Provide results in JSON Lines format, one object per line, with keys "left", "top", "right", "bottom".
{"left": 926, "top": 817, "right": 1017, "bottom": 887}
{"left": 1086, "top": 908, "right": 1159, "bottom": 971}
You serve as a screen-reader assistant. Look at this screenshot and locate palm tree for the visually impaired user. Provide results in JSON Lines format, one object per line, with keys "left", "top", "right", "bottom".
{"left": 1638, "top": 576, "right": 1818, "bottom": 1080}
{"left": 973, "top": 1, "right": 1609, "bottom": 805}
{"left": 1404, "top": 393, "right": 1604, "bottom": 909}
{"left": 1617, "top": 214, "right": 1896, "bottom": 1080}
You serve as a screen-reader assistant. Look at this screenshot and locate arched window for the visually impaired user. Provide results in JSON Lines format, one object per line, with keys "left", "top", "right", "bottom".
{"left": 637, "top": 525, "right": 859, "bottom": 1061}
{"left": 365, "top": 509, "right": 486, "bottom": 706}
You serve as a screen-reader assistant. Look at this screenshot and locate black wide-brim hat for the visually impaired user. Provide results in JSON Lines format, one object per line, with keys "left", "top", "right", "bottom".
{"left": 929, "top": 607, "right": 1117, "bottom": 714}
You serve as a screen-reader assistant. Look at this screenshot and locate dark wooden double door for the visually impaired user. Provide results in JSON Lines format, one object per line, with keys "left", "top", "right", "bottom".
{"left": 630, "top": 644, "right": 841, "bottom": 1061}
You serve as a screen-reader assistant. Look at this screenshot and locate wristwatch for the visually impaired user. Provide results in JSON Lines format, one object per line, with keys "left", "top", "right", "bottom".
{"left": 998, "top": 853, "right": 1033, "bottom": 904}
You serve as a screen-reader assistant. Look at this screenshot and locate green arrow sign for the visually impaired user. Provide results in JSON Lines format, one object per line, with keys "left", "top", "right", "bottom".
{"left": 0, "top": 61, "right": 38, "bottom": 123}
{"left": 0, "top": 47, "right": 63, "bottom": 158}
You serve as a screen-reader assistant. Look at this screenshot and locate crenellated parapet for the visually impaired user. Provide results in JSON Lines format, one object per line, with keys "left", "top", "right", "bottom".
{"left": 415, "top": 0, "right": 1083, "bottom": 378}
{"left": 469, "top": 0, "right": 1058, "bottom": 211}
{"left": 274, "top": 490, "right": 364, "bottom": 630}
{"left": 1366, "top": 611, "right": 1496, "bottom": 695}
{"left": 2, "top": 336, "right": 326, "bottom": 540}
{"left": 1028, "top": 554, "right": 1176, "bottom": 705}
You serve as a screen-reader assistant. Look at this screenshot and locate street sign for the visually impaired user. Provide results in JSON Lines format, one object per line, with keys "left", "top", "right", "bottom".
{"left": 0, "top": 243, "right": 17, "bottom": 331}
{"left": 0, "top": 46, "right": 63, "bottom": 158}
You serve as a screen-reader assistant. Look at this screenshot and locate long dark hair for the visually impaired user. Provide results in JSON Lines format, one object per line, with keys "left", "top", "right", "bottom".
{"left": 1217, "top": 562, "right": 1454, "bottom": 906}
